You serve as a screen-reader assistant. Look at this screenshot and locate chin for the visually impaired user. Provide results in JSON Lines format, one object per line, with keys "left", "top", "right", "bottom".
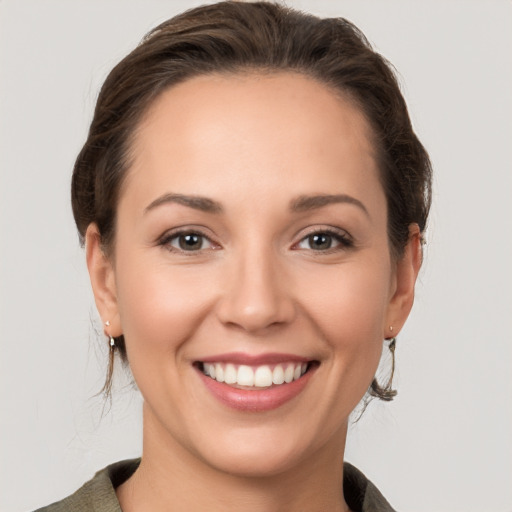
{"left": 204, "top": 443, "right": 306, "bottom": 479}
{"left": 189, "top": 421, "right": 331, "bottom": 479}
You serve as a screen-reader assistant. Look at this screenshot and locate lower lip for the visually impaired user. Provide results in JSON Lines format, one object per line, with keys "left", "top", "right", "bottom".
{"left": 197, "top": 366, "right": 316, "bottom": 412}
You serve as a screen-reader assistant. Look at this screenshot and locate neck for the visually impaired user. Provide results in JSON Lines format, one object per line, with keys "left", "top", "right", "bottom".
{"left": 117, "top": 403, "right": 351, "bottom": 512}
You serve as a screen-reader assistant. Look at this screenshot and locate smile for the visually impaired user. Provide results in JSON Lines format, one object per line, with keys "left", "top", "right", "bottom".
{"left": 200, "top": 362, "right": 309, "bottom": 388}
{"left": 195, "top": 355, "right": 319, "bottom": 412}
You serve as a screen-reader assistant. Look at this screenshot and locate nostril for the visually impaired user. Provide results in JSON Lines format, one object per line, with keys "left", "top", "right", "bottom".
{"left": 215, "top": 266, "right": 296, "bottom": 332}
{"left": 217, "top": 302, "right": 296, "bottom": 334}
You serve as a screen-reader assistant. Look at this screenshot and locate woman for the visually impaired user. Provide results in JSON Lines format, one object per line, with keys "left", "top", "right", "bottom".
{"left": 37, "top": 2, "right": 430, "bottom": 511}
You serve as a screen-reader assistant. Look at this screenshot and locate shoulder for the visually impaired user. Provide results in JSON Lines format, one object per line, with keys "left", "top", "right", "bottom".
{"left": 343, "top": 462, "right": 396, "bottom": 512}
{"left": 33, "top": 459, "right": 140, "bottom": 512}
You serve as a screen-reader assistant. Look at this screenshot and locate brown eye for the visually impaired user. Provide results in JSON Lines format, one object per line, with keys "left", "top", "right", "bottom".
{"left": 307, "top": 233, "right": 333, "bottom": 250}
{"left": 296, "top": 230, "right": 353, "bottom": 252}
{"left": 168, "top": 232, "right": 211, "bottom": 251}
{"left": 180, "top": 234, "right": 202, "bottom": 250}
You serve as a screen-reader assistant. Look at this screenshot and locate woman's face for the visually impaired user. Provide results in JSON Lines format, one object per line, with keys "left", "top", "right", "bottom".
{"left": 88, "top": 72, "right": 419, "bottom": 476}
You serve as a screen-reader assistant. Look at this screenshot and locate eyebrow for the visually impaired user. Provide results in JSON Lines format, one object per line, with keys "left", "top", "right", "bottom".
{"left": 144, "top": 193, "right": 223, "bottom": 214}
{"left": 144, "top": 192, "right": 368, "bottom": 217}
{"left": 290, "top": 194, "right": 369, "bottom": 216}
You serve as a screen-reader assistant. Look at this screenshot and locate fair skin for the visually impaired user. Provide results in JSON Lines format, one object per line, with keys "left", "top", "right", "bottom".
{"left": 86, "top": 72, "right": 422, "bottom": 512}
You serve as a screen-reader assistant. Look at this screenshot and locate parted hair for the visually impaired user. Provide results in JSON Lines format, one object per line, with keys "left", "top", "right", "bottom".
{"left": 72, "top": 1, "right": 432, "bottom": 400}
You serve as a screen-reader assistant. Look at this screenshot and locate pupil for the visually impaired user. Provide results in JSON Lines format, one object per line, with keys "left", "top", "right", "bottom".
{"left": 179, "top": 234, "right": 201, "bottom": 250}
{"left": 310, "top": 233, "right": 331, "bottom": 250}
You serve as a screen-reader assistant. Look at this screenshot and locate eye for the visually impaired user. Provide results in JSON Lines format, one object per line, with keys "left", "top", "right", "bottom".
{"left": 162, "top": 231, "right": 215, "bottom": 252}
{"left": 296, "top": 230, "right": 353, "bottom": 251}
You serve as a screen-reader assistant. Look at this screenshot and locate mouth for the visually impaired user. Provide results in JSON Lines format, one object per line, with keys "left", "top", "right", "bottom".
{"left": 193, "top": 355, "right": 319, "bottom": 411}
{"left": 196, "top": 360, "right": 315, "bottom": 389}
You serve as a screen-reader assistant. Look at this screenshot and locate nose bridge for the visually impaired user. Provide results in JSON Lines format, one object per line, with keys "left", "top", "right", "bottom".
{"left": 217, "top": 239, "right": 294, "bottom": 332}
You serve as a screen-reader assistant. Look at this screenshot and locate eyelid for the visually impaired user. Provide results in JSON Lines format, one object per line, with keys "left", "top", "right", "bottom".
{"left": 156, "top": 224, "right": 353, "bottom": 253}
{"left": 158, "top": 226, "right": 221, "bottom": 253}
{"left": 291, "top": 226, "right": 354, "bottom": 251}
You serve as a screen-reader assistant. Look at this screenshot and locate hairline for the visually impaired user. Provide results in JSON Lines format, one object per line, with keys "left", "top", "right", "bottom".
{"left": 103, "top": 67, "right": 394, "bottom": 261}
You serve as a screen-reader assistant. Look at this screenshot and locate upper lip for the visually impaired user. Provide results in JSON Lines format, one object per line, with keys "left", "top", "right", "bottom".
{"left": 197, "top": 352, "right": 313, "bottom": 365}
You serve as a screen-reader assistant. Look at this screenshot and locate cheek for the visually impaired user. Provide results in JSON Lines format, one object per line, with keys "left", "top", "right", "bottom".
{"left": 114, "top": 253, "right": 215, "bottom": 358}
{"left": 298, "top": 260, "right": 391, "bottom": 384}
{"left": 301, "top": 262, "right": 391, "bottom": 337}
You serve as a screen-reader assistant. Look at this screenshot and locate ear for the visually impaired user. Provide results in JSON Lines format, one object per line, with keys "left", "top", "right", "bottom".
{"left": 85, "top": 224, "right": 122, "bottom": 337}
{"left": 384, "top": 224, "right": 423, "bottom": 337}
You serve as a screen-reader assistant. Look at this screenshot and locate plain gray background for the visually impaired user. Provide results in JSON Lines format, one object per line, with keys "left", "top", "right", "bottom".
{"left": 1, "top": 1, "right": 511, "bottom": 511}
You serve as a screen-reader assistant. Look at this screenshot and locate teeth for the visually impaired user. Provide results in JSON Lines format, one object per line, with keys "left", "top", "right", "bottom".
{"left": 237, "top": 365, "right": 254, "bottom": 386}
{"left": 272, "top": 365, "right": 285, "bottom": 385}
{"left": 224, "top": 364, "right": 237, "bottom": 384}
{"left": 215, "top": 363, "right": 224, "bottom": 383}
{"left": 202, "top": 361, "right": 309, "bottom": 388}
{"left": 204, "top": 363, "right": 214, "bottom": 377}
{"left": 284, "top": 364, "right": 294, "bottom": 383}
{"left": 254, "top": 366, "right": 273, "bottom": 387}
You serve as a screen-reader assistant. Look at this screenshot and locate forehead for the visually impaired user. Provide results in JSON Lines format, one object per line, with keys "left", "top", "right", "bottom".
{"left": 123, "top": 71, "right": 381, "bottom": 211}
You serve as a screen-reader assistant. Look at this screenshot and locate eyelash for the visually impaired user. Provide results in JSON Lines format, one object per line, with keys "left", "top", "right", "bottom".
{"left": 158, "top": 227, "right": 354, "bottom": 254}
{"left": 293, "top": 228, "right": 354, "bottom": 253}
{"left": 158, "top": 229, "right": 218, "bottom": 254}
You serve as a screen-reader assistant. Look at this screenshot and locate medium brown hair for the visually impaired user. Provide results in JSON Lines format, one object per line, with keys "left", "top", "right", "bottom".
{"left": 72, "top": 1, "right": 432, "bottom": 399}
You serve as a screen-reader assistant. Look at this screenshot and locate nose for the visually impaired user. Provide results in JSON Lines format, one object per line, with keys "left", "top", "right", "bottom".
{"left": 216, "top": 247, "right": 296, "bottom": 333}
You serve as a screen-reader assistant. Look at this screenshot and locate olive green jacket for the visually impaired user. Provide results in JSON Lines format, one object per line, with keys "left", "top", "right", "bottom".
{"left": 35, "top": 459, "right": 396, "bottom": 512}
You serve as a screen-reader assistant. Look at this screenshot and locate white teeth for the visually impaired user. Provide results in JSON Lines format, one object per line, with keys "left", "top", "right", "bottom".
{"left": 284, "top": 364, "right": 295, "bottom": 383}
{"left": 237, "top": 365, "right": 254, "bottom": 386}
{"left": 215, "top": 363, "right": 224, "bottom": 383}
{"left": 224, "top": 364, "right": 237, "bottom": 384}
{"left": 254, "top": 366, "right": 273, "bottom": 387}
{"left": 272, "top": 365, "right": 285, "bottom": 385}
{"left": 203, "top": 361, "right": 309, "bottom": 388}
